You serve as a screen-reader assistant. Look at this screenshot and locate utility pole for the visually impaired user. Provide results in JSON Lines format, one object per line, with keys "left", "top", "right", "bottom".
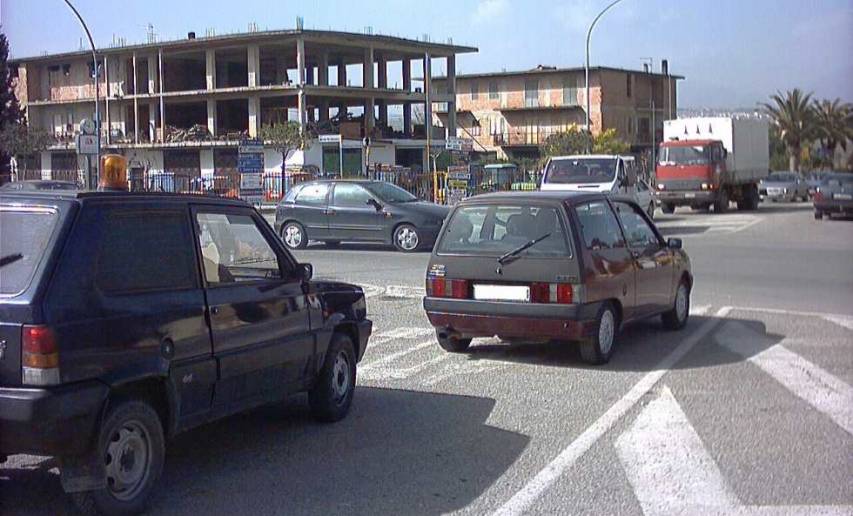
{"left": 585, "top": 0, "right": 625, "bottom": 153}
{"left": 63, "top": 0, "right": 100, "bottom": 187}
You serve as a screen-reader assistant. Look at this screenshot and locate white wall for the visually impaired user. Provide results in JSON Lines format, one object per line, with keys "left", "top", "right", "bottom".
{"left": 124, "top": 149, "right": 164, "bottom": 174}
{"left": 366, "top": 143, "right": 394, "bottom": 166}
{"left": 263, "top": 141, "right": 324, "bottom": 172}
{"left": 40, "top": 151, "right": 52, "bottom": 180}
{"left": 200, "top": 149, "right": 214, "bottom": 179}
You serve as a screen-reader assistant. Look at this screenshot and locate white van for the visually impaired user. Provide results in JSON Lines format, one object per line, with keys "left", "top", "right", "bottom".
{"left": 540, "top": 154, "right": 639, "bottom": 197}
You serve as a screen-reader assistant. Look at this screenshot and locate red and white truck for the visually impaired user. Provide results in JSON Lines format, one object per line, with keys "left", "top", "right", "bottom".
{"left": 655, "top": 117, "right": 769, "bottom": 213}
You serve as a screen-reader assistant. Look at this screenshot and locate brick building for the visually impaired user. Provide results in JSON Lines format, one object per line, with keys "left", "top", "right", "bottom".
{"left": 9, "top": 28, "right": 475, "bottom": 191}
{"left": 432, "top": 64, "right": 682, "bottom": 160}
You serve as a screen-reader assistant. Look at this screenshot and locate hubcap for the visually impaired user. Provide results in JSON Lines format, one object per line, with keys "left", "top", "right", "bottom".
{"left": 104, "top": 420, "right": 151, "bottom": 501}
{"left": 396, "top": 227, "right": 419, "bottom": 250}
{"left": 599, "top": 309, "right": 615, "bottom": 355}
{"left": 676, "top": 284, "right": 688, "bottom": 322}
{"left": 331, "top": 351, "right": 351, "bottom": 403}
{"left": 284, "top": 225, "right": 303, "bottom": 248}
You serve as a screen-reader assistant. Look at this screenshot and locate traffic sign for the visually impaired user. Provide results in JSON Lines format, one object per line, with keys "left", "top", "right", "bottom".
{"left": 445, "top": 136, "right": 473, "bottom": 152}
{"left": 76, "top": 134, "right": 99, "bottom": 155}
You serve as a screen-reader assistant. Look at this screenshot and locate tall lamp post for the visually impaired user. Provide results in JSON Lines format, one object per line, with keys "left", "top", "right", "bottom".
{"left": 62, "top": 0, "right": 100, "bottom": 187}
{"left": 585, "top": 0, "right": 625, "bottom": 151}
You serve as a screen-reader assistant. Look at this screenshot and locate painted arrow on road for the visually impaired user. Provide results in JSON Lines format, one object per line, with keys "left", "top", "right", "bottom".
{"left": 615, "top": 386, "right": 851, "bottom": 515}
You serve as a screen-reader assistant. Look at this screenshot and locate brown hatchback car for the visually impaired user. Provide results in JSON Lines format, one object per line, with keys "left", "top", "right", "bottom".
{"left": 423, "top": 191, "right": 692, "bottom": 365}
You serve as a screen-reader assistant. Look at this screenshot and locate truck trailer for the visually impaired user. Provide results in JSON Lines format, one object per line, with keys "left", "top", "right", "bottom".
{"left": 655, "top": 117, "right": 769, "bottom": 213}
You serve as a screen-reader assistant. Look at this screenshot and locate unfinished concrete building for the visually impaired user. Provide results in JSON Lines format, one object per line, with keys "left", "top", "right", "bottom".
{"left": 11, "top": 29, "right": 476, "bottom": 194}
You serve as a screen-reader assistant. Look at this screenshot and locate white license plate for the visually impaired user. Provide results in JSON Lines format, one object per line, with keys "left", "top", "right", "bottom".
{"left": 684, "top": 193, "right": 696, "bottom": 198}
{"left": 473, "top": 284, "right": 530, "bottom": 302}
{"left": 834, "top": 193, "right": 852, "bottom": 200}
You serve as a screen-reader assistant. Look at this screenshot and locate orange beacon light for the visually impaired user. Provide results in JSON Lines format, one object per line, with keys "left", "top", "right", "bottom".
{"left": 99, "top": 154, "right": 128, "bottom": 191}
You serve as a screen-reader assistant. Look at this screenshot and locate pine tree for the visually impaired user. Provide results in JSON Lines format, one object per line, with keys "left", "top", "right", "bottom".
{"left": 1, "top": 31, "right": 24, "bottom": 178}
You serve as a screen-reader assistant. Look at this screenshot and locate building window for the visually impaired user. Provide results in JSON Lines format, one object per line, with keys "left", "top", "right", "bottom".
{"left": 628, "top": 117, "right": 634, "bottom": 134}
{"left": 470, "top": 118, "right": 481, "bottom": 136}
{"left": 489, "top": 80, "right": 499, "bottom": 100}
{"left": 471, "top": 82, "right": 479, "bottom": 101}
{"left": 524, "top": 79, "right": 539, "bottom": 108}
{"left": 563, "top": 76, "right": 580, "bottom": 106}
{"left": 626, "top": 74, "right": 632, "bottom": 98}
{"left": 639, "top": 117, "right": 650, "bottom": 140}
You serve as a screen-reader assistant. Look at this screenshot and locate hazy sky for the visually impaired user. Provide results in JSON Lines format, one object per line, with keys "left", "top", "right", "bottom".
{"left": 2, "top": 0, "right": 851, "bottom": 108}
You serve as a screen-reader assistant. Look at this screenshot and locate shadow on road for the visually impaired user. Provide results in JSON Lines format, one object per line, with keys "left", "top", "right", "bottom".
{"left": 1, "top": 387, "right": 528, "bottom": 516}
{"left": 462, "top": 314, "right": 784, "bottom": 373}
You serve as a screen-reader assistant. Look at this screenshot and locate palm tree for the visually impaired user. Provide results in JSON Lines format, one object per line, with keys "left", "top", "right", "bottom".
{"left": 813, "top": 98, "right": 852, "bottom": 169}
{"left": 762, "top": 89, "right": 816, "bottom": 172}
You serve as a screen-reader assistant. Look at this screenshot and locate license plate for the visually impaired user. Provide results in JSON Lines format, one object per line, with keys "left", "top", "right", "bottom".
{"left": 834, "top": 193, "right": 852, "bottom": 200}
{"left": 473, "top": 284, "right": 530, "bottom": 302}
{"left": 684, "top": 193, "right": 696, "bottom": 198}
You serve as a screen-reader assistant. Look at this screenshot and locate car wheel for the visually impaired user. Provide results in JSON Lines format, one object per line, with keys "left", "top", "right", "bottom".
{"left": 579, "top": 303, "right": 617, "bottom": 365}
{"left": 814, "top": 211, "right": 823, "bottom": 220}
{"left": 71, "top": 400, "right": 165, "bottom": 516}
{"left": 661, "top": 203, "right": 675, "bottom": 214}
{"left": 309, "top": 333, "right": 357, "bottom": 423}
{"left": 436, "top": 330, "right": 472, "bottom": 353}
{"left": 281, "top": 221, "right": 308, "bottom": 250}
{"left": 714, "top": 189, "right": 729, "bottom": 213}
{"left": 662, "top": 280, "right": 691, "bottom": 330}
{"left": 393, "top": 224, "right": 420, "bottom": 252}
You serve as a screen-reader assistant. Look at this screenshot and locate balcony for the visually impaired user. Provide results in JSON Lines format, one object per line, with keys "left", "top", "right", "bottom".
{"left": 491, "top": 128, "right": 562, "bottom": 147}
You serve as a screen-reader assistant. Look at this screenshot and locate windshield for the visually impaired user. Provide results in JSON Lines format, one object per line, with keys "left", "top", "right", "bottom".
{"left": 436, "top": 204, "right": 570, "bottom": 257}
{"left": 364, "top": 182, "right": 417, "bottom": 203}
{"left": 824, "top": 174, "right": 853, "bottom": 186}
{"left": 0, "top": 207, "right": 59, "bottom": 295}
{"left": 658, "top": 145, "right": 710, "bottom": 165}
{"left": 766, "top": 173, "right": 797, "bottom": 182}
{"left": 545, "top": 158, "right": 617, "bottom": 184}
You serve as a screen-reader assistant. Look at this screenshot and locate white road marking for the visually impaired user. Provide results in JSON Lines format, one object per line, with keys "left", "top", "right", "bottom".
{"left": 491, "top": 307, "right": 732, "bottom": 516}
{"left": 691, "top": 305, "right": 711, "bottom": 316}
{"left": 384, "top": 285, "right": 426, "bottom": 299}
{"left": 616, "top": 386, "right": 739, "bottom": 514}
{"left": 369, "top": 326, "right": 435, "bottom": 346}
{"left": 727, "top": 305, "right": 853, "bottom": 321}
{"left": 717, "top": 321, "right": 853, "bottom": 435}
{"left": 359, "top": 339, "right": 435, "bottom": 371}
{"left": 616, "top": 386, "right": 852, "bottom": 516}
{"left": 361, "top": 353, "right": 450, "bottom": 381}
{"left": 823, "top": 314, "right": 853, "bottom": 332}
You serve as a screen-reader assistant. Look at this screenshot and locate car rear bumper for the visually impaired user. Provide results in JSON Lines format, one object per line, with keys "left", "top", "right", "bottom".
{"left": 0, "top": 381, "right": 108, "bottom": 457}
{"left": 423, "top": 297, "right": 600, "bottom": 341}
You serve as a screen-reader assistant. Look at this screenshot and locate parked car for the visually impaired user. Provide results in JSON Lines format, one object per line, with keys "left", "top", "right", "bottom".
{"left": 423, "top": 191, "right": 692, "bottom": 365}
{"left": 0, "top": 179, "right": 80, "bottom": 191}
{"left": 813, "top": 173, "right": 853, "bottom": 219}
{"left": 0, "top": 190, "right": 372, "bottom": 515}
{"left": 805, "top": 171, "right": 830, "bottom": 198}
{"left": 275, "top": 180, "right": 450, "bottom": 252}
{"left": 758, "top": 172, "right": 809, "bottom": 202}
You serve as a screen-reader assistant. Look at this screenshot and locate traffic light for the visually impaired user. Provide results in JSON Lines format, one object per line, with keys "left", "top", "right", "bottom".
{"left": 99, "top": 154, "right": 128, "bottom": 191}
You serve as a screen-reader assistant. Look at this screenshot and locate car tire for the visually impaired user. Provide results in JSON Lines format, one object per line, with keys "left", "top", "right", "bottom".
{"left": 393, "top": 224, "right": 420, "bottom": 252}
{"left": 661, "top": 203, "right": 675, "bottom": 214}
{"left": 281, "top": 221, "right": 308, "bottom": 250}
{"left": 579, "top": 303, "right": 618, "bottom": 365}
{"left": 662, "top": 280, "right": 691, "bottom": 330}
{"left": 309, "top": 333, "right": 357, "bottom": 423}
{"left": 814, "top": 211, "right": 823, "bottom": 220}
{"left": 71, "top": 400, "right": 165, "bottom": 516}
{"left": 714, "top": 189, "right": 729, "bottom": 213}
{"left": 436, "top": 331, "right": 472, "bottom": 353}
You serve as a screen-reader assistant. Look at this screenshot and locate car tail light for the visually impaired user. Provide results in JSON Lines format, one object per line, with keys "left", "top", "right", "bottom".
{"left": 530, "top": 283, "right": 580, "bottom": 304}
{"left": 426, "top": 278, "right": 469, "bottom": 299}
{"left": 22, "top": 325, "right": 60, "bottom": 386}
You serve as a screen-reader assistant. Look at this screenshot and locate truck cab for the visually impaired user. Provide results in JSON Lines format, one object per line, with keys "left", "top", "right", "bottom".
{"left": 540, "top": 154, "right": 638, "bottom": 199}
{"left": 656, "top": 139, "right": 728, "bottom": 210}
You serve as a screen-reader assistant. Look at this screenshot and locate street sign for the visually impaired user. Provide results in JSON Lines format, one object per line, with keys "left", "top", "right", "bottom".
{"left": 238, "top": 139, "right": 264, "bottom": 155}
{"left": 76, "top": 134, "right": 99, "bottom": 155}
{"left": 319, "top": 134, "right": 341, "bottom": 144}
{"left": 445, "top": 136, "right": 473, "bottom": 152}
{"left": 79, "top": 118, "right": 96, "bottom": 135}
{"left": 238, "top": 139, "right": 265, "bottom": 205}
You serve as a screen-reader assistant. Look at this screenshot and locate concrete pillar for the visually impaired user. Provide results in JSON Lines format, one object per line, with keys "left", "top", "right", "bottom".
{"left": 104, "top": 55, "right": 110, "bottom": 144}
{"left": 423, "top": 53, "right": 433, "bottom": 139}
{"left": 200, "top": 149, "right": 215, "bottom": 181}
{"left": 377, "top": 53, "right": 387, "bottom": 89}
{"left": 364, "top": 47, "right": 375, "bottom": 135}
{"left": 402, "top": 58, "right": 412, "bottom": 136}
{"left": 248, "top": 96, "right": 260, "bottom": 138}
{"left": 337, "top": 58, "right": 347, "bottom": 87}
{"left": 132, "top": 52, "right": 139, "bottom": 144}
{"left": 296, "top": 38, "right": 307, "bottom": 133}
{"left": 446, "top": 55, "right": 457, "bottom": 138}
{"left": 158, "top": 49, "right": 165, "bottom": 142}
{"left": 147, "top": 55, "right": 157, "bottom": 94}
{"left": 207, "top": 99, "right": 216, "bottom": 136}
{"left": 148, "top": 101, "right": 157, "bottom": 142}
{"left": 318, "top": 52, "right": 329, "bottom": 86}
{"left": 319, "top": 100, "right": 329, "bottom": 122}
{"left": 363, "top": 47, "right": 374, "bottom": 89}
{"left": 247, "top": 45, "right": 260, "bottom": 87}
{"left": 41, "top": 151, "right": 52, "bottom": 180}
{"left": 205, "top": 49, "right": 216, "bottom": 90}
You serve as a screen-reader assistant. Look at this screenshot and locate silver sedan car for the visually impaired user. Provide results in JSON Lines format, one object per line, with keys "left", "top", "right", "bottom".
{"left": 759, "top": 172, "right": 810, "bottom": 202}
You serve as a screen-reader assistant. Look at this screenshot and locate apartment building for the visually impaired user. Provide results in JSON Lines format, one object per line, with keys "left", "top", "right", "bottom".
{"left": 10, "top": 28, "right": 475, "bottom": 187}
{"left": 433, "top": 64, "right": 681, "bottom": 159}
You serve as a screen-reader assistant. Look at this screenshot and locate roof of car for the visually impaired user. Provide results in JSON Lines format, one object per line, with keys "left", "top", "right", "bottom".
{"left": 0, "top": 190, "right": 252, "bottom": 207}
{"left": 459, "top": 190, "right": 620, "bottom": 205}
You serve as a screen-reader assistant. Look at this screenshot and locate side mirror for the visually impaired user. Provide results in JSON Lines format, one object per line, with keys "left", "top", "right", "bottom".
{"left": 298, "top": 263, "right": 313, "bottom": 281}
{"left": 667, "top": 238, "right": 683, "bottom": 250}
{"left": 367, "top": 198, "right": 383, "bottom": 211}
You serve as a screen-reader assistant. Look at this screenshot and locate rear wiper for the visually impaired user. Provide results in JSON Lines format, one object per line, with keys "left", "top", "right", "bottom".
{"left": 0, "top": 253, "right": 23, "bottom": 268}
{"left": 497, "top": 233, "right": 551, "bottom": 264}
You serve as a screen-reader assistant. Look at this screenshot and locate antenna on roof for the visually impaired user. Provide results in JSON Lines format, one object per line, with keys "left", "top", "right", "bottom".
{"left": 145, "top": 23, "right": 157, "bottom": 44}
{"left": 296, "top": 16, "right": 304, "bottom": 30}
{"left": 205, "top": 27, "right": 216, "bottom": 38}
{"left": 248, "top": 21, "right": 259, "bottom": 32}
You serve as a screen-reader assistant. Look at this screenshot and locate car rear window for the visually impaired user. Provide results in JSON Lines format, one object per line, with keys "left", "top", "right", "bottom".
{"left": 0, "top": 207, "right": 59, "bottom": 295}
{"left": 436, "top": 204, "right": 571, "bottom": 257}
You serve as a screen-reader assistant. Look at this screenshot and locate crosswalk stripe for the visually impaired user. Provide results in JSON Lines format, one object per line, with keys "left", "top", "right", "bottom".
{"left": 717, "top": 321, "right": 853, "bottom": 435}
{"left": 359, "top": 339, "right": 435, "bottom": 371}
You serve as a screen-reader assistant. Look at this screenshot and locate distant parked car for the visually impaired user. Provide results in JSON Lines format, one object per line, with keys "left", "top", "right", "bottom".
{"left": 814, "top": 173, "right": 853, "bottom": 219}
{"left": 758, "top": 172, "right": 809, "bottom": 202}
{"left": 0, "top": 180, "right": 79, "bottom": 191}
{"left": 275, "top": 180, "right": 450, "bottom": 252}
{"left": 636, "top": 178, "right": 656, "bottom": 219}
{"left": 805, "top": 171, "right": 830, "bottom": 198}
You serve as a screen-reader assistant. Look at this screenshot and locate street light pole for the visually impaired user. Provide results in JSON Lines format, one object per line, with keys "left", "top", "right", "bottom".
{"left": 585, "top": 0, "right": 625, "bottom": 152}
{"left": 62, "top": 0, "right": 100, "bottom": 187}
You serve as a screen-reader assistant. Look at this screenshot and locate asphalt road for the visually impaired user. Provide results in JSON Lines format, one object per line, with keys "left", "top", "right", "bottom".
{"left": 3, "top": 202, "right": 852, "bottom": 515}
